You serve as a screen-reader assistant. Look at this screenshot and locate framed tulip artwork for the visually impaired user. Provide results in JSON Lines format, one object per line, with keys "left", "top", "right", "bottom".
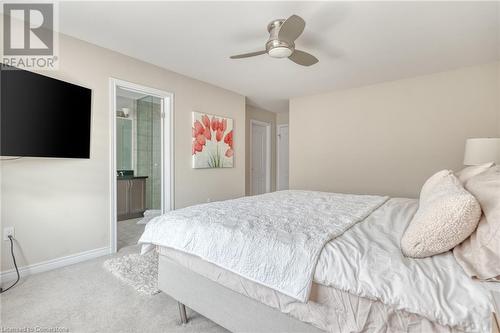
{"left": 192, "top": 112, "right": 234, "bottom": 168}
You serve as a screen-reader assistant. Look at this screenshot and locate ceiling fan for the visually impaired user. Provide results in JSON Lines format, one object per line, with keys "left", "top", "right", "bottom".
{"left": 230, "top": 15, "right": 319, "bottom": 67}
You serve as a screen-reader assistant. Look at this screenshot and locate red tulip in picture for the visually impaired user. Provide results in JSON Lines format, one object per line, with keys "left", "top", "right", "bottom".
{"left": 192, "top": 112, "right": 234, "bottom": 168}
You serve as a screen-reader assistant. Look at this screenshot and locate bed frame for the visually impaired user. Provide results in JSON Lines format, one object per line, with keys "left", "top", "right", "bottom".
{"left": 158, "top": 254, "right": 324, "bottom": 333}
{"left": 159, "top": 254, "right": 500, "bottom": 333}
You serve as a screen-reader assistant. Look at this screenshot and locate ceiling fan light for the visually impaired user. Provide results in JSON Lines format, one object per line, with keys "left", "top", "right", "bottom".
{"left": 268, "top": 47, "right": 293, "bottom": 58}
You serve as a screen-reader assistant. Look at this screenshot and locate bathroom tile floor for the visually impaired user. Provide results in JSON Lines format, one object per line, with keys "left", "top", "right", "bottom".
{"left": 117, "top": 218, "right": 145, "bottom": 250}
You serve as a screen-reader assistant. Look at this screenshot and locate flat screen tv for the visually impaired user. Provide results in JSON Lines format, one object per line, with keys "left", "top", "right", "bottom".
{"left": 1, "top": 65, "right": 92, "bottom": 158}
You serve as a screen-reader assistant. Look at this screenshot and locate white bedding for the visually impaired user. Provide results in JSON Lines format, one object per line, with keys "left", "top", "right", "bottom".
{"left": 159, "top": 246, "right": 467, "bottom": 333}
{"left": 140, "top": 193, "right": 493, "bottom": 332}
{"left": 139, "top": 190, "right": 388, "bottom": 301}
{"left": 313, "top": 198, "right": 493, "bottom": 332}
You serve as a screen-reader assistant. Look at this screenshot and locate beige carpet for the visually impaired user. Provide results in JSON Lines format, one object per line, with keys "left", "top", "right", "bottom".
{"left": 117, "top": 218, "right": 144, "bottom": 250}
{"left": 0, "top": 245, "right": 227, "bottom": 333}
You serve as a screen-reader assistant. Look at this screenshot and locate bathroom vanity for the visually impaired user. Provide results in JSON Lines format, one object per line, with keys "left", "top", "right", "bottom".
{"left": 117, "top": 174, "right": 148, "bottom": 221}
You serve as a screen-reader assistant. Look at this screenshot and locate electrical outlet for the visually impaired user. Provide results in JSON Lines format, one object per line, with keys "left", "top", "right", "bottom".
{"left": 3, "top": 227, "right": 14, "bottom": 241}
{"left": 206, "top": 198, "right": 211, "bottom": 203}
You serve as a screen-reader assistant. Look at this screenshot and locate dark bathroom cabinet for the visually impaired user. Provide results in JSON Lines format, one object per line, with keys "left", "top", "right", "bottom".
{"left": 117, "top": 177, "right": 147, "bottom": 221}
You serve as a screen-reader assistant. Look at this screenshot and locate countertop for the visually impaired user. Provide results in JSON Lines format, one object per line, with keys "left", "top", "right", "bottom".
{"left": 117, "top": 176, "right": 148, "bottom": 180}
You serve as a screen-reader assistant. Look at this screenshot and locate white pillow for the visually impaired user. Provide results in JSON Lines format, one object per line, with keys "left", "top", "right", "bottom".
{"left": 454, "top": 165, "right": 500, "bottom": 280}
{"left": 455, "top": 162, "right": 494, "bottom": 185}
{"left": 401, "top": 170, "right": 482, "bottom": 258}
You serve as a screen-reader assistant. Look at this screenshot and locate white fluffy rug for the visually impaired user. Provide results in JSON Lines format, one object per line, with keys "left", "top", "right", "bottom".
{"left": 103, "top": 250, "right": 160, "bottom": 295}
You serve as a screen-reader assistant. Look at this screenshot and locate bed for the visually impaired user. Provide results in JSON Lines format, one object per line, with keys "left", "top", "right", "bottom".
{"left": 139, "top": 190, "right": 497, "bottom": 333}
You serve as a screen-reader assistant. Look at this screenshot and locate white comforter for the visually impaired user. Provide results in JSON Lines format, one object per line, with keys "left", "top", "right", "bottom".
{"left": 314, "top": 198, "right": 493, "bottom": 333}
{"left": 139, "top": 190, "right": 388, "bottom": 301}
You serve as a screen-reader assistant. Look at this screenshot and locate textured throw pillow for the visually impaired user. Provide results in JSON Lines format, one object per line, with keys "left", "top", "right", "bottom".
{"left": 453, "top": 166, "right": 500, "bottom": 280}
{"left": 455, "top": 162, "right": 494, "bottom": 185}
{"left": 401, "top": 170, "right": 482, "bottom": 258}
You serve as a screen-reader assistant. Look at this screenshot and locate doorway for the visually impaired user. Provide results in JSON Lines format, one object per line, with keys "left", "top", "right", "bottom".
{"left": 110, "top": 79, "right": 173, "bottom": 253}
{"left": 250, "top": 119, "right": 271, "bottom": 195}
{"left": 277, "top": 124, "right": 289, "bottom": 191}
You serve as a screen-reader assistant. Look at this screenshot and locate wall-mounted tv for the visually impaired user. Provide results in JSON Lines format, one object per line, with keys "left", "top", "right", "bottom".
{"left": 1, "top": 65, "right": 92, "bottom": 158}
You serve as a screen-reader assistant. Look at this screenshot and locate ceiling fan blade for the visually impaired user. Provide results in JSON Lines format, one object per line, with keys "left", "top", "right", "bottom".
{"left": 288, "top": 50, "right": 319, "bottom": 66}
{"left": 230, "top": 50, "right": 267, "bottom": 59}
{"left": 278, "top": 15, "right": 306, "bottom": 43}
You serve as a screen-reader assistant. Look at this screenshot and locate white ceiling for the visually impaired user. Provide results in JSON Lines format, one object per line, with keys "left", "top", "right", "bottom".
{"left": 59, "top": 1, "right": 500, "bottom": 113}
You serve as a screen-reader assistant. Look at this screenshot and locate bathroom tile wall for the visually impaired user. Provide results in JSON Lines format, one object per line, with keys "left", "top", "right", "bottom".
{"left": 136, "top": 97, "right": 162, "bottom": 210}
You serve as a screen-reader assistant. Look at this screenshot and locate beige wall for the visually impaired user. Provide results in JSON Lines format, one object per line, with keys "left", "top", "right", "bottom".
{"left": 245, "top": 105, "right": 277, "bottom": 195}
{"left": 276, "top": 111, "right": 289, "bottom": 125}
{"left": 1, "top": 33, "right": 245, "bottom": 272}
{"left": 290, "top": 62, "right": 500, "bottom": 198}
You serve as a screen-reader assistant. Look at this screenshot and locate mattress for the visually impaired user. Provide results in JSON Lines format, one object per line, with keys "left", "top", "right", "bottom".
{"left": 158, "top": 246, "right": 462, "bottom": 332}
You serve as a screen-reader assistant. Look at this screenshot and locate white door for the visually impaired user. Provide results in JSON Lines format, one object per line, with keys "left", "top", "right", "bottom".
{"left": 251, "top": 121, "right": 270, "bottom": 195}
{"left": 277, "top": 125, "right": 289, "bottom": 190}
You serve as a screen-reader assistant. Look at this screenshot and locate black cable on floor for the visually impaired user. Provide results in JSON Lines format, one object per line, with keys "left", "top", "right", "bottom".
{"left": 0, "top": 235, "right": 20, "bottom": 293}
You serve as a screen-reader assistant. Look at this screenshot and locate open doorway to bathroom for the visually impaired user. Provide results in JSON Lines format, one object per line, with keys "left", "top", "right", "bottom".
{"left": 110, "top": 79, "right": 173, "bottom": 252}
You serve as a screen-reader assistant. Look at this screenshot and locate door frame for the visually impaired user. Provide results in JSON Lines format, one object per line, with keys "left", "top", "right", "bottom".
{"left": 249, "top": 119, "right": 271, "bottom": 195}
{"left": 276, "top": 124, "right": 289, "bottom": 191}
{"left": 109, "top": 78, "right": 174, "bottom": 254}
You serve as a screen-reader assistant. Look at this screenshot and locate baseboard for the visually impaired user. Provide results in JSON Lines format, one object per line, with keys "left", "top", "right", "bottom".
{"left": 0, "top": 246, "right": 110, "bottom": 283}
